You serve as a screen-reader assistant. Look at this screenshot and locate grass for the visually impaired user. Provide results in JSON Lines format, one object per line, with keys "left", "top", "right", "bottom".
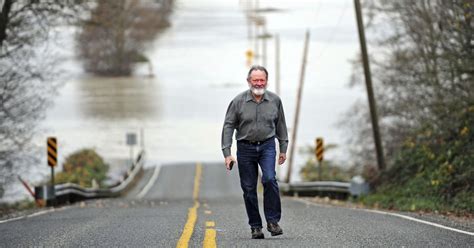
{"left": 357, "top": 187, "right": 474, "bottom": 216}
{"left": 0, "top": 198, "right": 37, "bottom": 218}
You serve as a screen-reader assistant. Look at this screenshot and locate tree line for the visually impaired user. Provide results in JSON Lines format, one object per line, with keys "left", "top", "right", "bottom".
{"left": 344, "top": 0, "right": 473, "bottom": 212}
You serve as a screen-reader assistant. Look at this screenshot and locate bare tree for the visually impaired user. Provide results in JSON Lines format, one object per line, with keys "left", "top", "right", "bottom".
{"left": 0, "top": 0, "right": 85, "bottom": 199}
{"left": 76, "top": 0, "right": 173, "bottom": 76}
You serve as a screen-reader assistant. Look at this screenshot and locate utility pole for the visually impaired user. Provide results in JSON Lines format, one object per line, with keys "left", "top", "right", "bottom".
{"left": 274, "top": 35, "right": 281, "bottom": 177}
{"left": 286, "top": 30, "right": 310, "bottom": 183}
{"left": 354, "top": 0, "right": 385, "bottom": 171}
{"left": 253, "top": 1, "right": 259, "bottom": 64}
{"left": 262, "top": 21, "right": 267, "bottom": 67}
{"left": 275, "top": 33, "right": 280, "bottom": 95}
{"left": 246, "top": 0, "right": 252, "bottom": 42}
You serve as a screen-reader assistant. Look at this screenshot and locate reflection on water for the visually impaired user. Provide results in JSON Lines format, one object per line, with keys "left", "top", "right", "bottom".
{"left": 77, "top": 77, "right": 162, "bottom": 120}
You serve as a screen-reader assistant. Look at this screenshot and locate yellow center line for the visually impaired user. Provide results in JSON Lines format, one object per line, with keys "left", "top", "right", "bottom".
{"left": 193, "top": 163, "right": 202, "bottom": 201}
{"left": 205, "top": 221, "right": 215, "bottom": 227}
{"left": 203, "top": 228, "right": 217, "bottom": 248}
{"left": 176, "top": 163, "right": 202, "bottom": 248}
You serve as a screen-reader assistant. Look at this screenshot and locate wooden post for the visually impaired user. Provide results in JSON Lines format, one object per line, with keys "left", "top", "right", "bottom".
{"left": 274, "top": 34, "right": 281, "bottom": 178}
{"left": 262, "top": 22, "right": 267, "bottom": 67}
{"left": 286, "top": 30, "right": 310, "bottom": 183}
{"left": 354, "top": 0, "right": 385, "bottom": 170}
{"left": 253, "top": 2, "right": 259, "bottom": 64}
{"left": 246, "top": 0, "right": 252, "bottom": 42}
{"left": 275, "top": 34, "right": 280, "bottom": 95}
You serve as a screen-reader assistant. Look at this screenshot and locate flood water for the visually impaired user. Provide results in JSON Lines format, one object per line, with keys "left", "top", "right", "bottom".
{"left": 8, "top": 0, "right": 367, "bottom": 201}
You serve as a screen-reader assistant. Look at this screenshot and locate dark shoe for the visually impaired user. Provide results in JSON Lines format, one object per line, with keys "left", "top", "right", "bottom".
{"left": 251, "top": 227, "right": 265, "bottom": 239}
{"left": 267, "top": 222, "right": 283, "bottom": 236}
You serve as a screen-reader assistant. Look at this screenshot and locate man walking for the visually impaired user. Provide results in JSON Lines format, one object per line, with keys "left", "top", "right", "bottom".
{"left": 221, "top": 65, "right": 288, "bottom": 239}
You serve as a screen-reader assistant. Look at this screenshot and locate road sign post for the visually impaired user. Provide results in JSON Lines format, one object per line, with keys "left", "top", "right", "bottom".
{"left": 246, "top": 49, "right": 254, "bottom": 66}
{"left": 46, "top": 137, "right": 57, "bottom": 206}
{"left": 315, "top": 138, "right": 324, "bottom": 181}
{"left": 47, "top": 137, "right": 57, "bottom": 185}
{"left": 126, "top": 133, "right": 137, "bottom": 166}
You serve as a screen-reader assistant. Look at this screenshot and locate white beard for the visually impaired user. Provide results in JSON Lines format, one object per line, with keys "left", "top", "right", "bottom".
{"left": 248, "top": 84, "right": 266, "bottom": 96}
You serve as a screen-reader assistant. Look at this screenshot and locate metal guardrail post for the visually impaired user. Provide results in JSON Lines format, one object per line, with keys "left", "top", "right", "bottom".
{"left": 34, "top": 185, "right": 56, "bottom": 207}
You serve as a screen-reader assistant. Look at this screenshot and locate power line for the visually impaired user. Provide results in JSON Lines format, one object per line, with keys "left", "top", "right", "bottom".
{"left": 315, "top": 0, "right": 350, "bottom": 60}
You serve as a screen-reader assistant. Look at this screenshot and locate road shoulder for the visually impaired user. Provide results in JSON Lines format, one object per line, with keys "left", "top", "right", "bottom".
{"left": 294, "top": 196, "right": 474, "bottom": 233}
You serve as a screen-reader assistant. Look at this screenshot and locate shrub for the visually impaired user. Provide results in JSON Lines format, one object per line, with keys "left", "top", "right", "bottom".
{"left": 299, "top": 144, "right": 351, "bottom": 182}
{"left": 361, "top": 107, "right": 473, "bottom": 214}
{"left": 55, "top": 149, "right": 109, "bottom": 188}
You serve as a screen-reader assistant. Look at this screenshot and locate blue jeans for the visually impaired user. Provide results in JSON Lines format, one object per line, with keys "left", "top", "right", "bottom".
{"left": 237, "top": 138, "right": 281, "bottom": 228}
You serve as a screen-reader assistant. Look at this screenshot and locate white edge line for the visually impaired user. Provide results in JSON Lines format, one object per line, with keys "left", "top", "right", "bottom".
{"left": 137, "top": 165, "right": 161, "bottom": 199}
{"left": 0, "top": 206, "right": 71, "bottom": 225}
{"left": 363, "top": 209, "right": 474, "bottom": 236}
{"left": 0, "top": 216, "right": 26, "bottom": 224}
{"left": 291, "top": 197, "right": 474, "bottom": 236}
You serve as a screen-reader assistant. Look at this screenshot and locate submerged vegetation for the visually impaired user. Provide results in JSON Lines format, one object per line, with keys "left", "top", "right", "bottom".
{"left": 76, "top": 0, "right": 174, "bottom": 76}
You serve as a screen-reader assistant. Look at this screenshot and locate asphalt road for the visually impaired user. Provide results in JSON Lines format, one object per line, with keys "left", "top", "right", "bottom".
{"left": 1, "top": 162, "right": 473, "bottom": 247}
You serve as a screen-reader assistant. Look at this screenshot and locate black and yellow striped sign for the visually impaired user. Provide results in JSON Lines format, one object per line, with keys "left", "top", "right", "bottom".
{"left": 47, "top": 137, "right": 57, "bottom": 167}
{"left": 315, "top": 138, "right": 323, "bottom": 162}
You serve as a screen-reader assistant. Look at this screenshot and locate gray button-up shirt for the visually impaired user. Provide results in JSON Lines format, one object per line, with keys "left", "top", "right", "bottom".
{"left": 221, "top": 90, "right": 289, "bottom": 157}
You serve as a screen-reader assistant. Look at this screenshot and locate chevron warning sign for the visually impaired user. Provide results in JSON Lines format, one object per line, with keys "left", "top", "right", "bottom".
{"left": 47, "top": 137, "right": 57, "bottom": 167}
{"left": 315, "top": 138, "right": 323, "bottom": 162}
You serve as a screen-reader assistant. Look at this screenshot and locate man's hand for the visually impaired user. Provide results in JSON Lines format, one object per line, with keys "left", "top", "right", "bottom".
{"left": 225, "top": 156, "right": 236, "bottom": 170}
{"left": 278, "top": 153, "right": 287, "bottom": 165}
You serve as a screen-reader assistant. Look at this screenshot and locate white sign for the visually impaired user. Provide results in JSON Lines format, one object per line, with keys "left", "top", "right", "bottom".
{"left": 126, "top": 133, "right": 137, "bottom": 146}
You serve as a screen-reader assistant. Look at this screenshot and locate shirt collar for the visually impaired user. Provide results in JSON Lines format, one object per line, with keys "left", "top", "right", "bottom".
{"left": 245, "top": 89, "right": 270, "bottom": 102}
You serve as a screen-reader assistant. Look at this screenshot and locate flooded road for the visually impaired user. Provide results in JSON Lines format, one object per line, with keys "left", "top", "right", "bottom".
{"left": 36, "top": 0, "right": 364, "bottom": 188}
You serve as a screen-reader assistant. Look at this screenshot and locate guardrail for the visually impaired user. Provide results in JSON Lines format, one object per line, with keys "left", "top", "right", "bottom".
{"left": 279, "top": 181, "right": 351, "bottom": 199}
{"left": 36, "top": 150, "right": 146, "bottom": 206}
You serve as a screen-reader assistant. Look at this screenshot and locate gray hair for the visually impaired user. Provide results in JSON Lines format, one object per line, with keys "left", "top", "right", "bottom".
{"left": 247, "top": 65, "right": 268, "bottom": 81}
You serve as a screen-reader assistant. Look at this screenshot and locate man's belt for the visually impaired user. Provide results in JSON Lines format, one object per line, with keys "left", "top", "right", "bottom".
{"left": 239, "top": 136, "right": 274, "bottom": 145}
